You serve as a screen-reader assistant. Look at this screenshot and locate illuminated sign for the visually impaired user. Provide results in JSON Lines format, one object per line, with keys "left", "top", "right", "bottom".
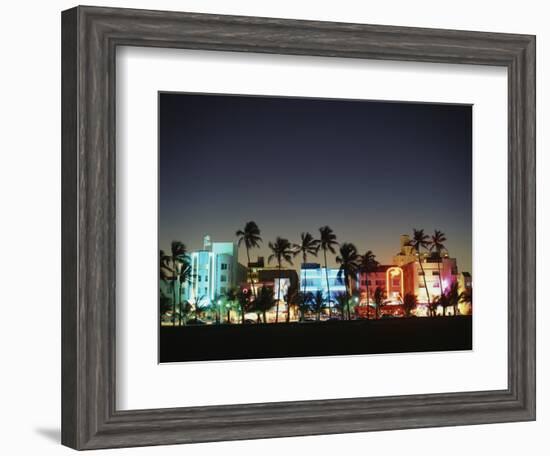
{"left": 385, "top": 266, "right": 404, "bottom": 299}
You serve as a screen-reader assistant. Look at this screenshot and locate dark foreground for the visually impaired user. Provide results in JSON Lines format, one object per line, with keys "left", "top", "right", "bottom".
{"left": 159, "top": 316, "right": 472, "bottom": 363}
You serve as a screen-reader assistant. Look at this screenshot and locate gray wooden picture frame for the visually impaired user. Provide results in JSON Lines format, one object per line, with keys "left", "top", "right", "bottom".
{"left": 61, "top": 5, "right": 536, "bottom": 450}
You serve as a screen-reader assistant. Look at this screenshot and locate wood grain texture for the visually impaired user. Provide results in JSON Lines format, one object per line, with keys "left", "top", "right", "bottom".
{"left": 61, "top": 5, "right": 536, "bottom": 450}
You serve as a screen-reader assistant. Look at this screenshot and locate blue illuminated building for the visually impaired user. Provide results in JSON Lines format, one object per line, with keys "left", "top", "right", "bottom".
{"left": 184, "top": 235, "right": 246, "bottom": 305}
{"left": 299, "top": 263, "right": 349, "bottom": 305}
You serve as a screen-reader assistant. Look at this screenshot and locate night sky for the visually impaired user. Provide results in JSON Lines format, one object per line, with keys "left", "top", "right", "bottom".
{"left": 159, "top": 92, "right": 472, "bottom": 273}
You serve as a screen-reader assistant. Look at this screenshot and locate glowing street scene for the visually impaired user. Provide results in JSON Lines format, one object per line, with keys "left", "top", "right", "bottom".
{"left": 158, "top": 92, "right": 472, "bottom": 362}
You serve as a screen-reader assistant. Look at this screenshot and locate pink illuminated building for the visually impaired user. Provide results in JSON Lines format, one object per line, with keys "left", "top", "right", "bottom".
{"left": 358, "top": 235, "right": 461, "bottom": 306}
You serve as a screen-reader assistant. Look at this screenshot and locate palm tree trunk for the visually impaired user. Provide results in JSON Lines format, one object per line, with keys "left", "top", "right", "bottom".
{"left": 172, "top": 281, "right": 177, "bottom": 326}
{"left": 324, "top": 250, "right": 332, "bottom": 317}
{"left": 298, "top": 266, "right": 308, "bottom": 324}
{"left": 437, "top": 255, "right": 443, "bottom": 295}
{"left": 437, "top": 254, "right": 445, "bottom": 317}
{"left": 275, "top": 262, "right": 281, "bottom": 323}
{"left": 178, "top": 282, "right": 184, "bottom": 326}
{"left": 418, "top": 255, "right": 431, "bottom": 313}
{"left": 344, "top": 274, "right": 353, "bottom": 320}
{"left": 246, "top": 247, "right": 256, "bottom": 299}
{"left": 365, "top": 273, "right": 370, "bottom": 320}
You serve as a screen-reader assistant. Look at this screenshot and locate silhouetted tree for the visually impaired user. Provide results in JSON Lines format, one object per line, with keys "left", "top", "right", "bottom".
{"left": 336, "top": 243, "right": 361, "bottom": 307}
{"left": 193, "top": 295, "right": 209, "bottom": 323}
{"left": 310, "top": 290, "right": 326, "bottom": 321}
{"left": 169, "top": 242, "right": 188, "bottom": 326}
{"left": 319, "top": 226, "right": 339, "bottom": 316}
{"left": 334, "top": 293, "right": 348, "bottom": 320}
{"left": 295, "top": 291, "right": 311, "bottom": 322}
{"left": 459, "top": 288, "right": 472, "bottom": 315}
{"left": 408, "top": 229, "right": 431, "bottom": 307}
{"left": 178, "top": 259, "right": 195, "bottom": 324}
{"left": 293, "top": 232, "right": 320, "bottom": 299}
{"left": 373, "top": 287, "right": 385, "bottom": 319}
{"left": 178, "top": 300, "right": 193, "bottom": 325}
{"left": 429, "top": 229, "right": 447, "bottom": 294}
{"left": 159, "top": 290, "right": 172, "bottom": 323}
{"left": 237, "top": 288, "right": 252, "bottom": 324}
{"left": 253, "top": 286, "right": 276, "bottom": 323}
{"left": 236, "top": 221, "right": 262, "bottom": 298}
{"left": 447, "top": 282, "right": 460, "bottom": 316}
{"left": 208, "top": 295, "right": 221, "bottom": 324}
{"left": 359, "top": 250, "right": 379, "bottom": 320}
{"left": 223, "top": 287, "right": 240, "bottom": 324}
{"left": 268, "top": 237, "right": 294, "bottom": 323}
{"left": 434, "top": 293, "right": 450, "bottom": 316}
{"left": 403, "top": 293, "right": 417, "bottom": 317}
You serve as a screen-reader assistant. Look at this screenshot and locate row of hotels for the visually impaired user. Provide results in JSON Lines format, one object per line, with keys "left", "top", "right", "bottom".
{"left": 175, "top": 234, "right": 472, "bottom": 319}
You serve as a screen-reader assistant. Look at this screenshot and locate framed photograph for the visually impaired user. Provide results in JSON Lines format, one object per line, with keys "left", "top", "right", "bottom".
{"left": 61, "top": 5, "right": 535, "bottom": 450}
{"left": 157, "top": 92, "right": 474, "bottom": 363}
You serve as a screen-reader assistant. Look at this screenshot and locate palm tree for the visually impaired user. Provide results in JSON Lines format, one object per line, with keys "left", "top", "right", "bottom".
{"left": 334, "top": 293, "right": 348, "bottom": 320}
{"left": 336, "top": 243, "right": 361, "bottom": 304}
{"left": 408, "top": 229, "right": 431, "bottom": 307}
{"left": 428, "top": 298, "right": 439, "bottom": 317}
{"left": 159, "top": 250, "right": 172, "bottom": 281}
{"left": 193, "top": 295, "right": 208, "bottom": 323}
{"left": 447, "top": 282, "right": 460, "bottom": 316}
{"left": 208, "top": 295, "right": 221, "bottom": 324}
{"left": 178, "top": 300, "right": 193, "bottom": 325}
{"left": 293, "top": 232, "right": 320, "bottom": 299}
{"left": 294, "top": 291, "right": 311, "bottom": 322}
{"left": 429, "top": 229, "right": 447, "bottom": 295}
{"left": 236, "top": 221, "right": 262, "bottom": 298}
{"left": 310, "top": 290, "right": 325, "bottom": 321}
{"left": 359, "top": 250, "right": 379, "bottom": 319}
{"left": 268, "top": 237, "right": 294, "bottom": 323}
{"left": 223, "top": 287, "right": 239, "bottom": 324}
{"left": 253, "top": 286, "right": 275, "bottom": 323}
{"left": 178, "top": 259, "right": 195, "bottom": 323}
{"left": 159, "top": 290, "right": 172, "bottom": 324}
{"left": 434, "top": 293, "right": 450, "bottom": 316}
{"left": 459, "top": 288, "right": 473, "bottom": 315}
{"left": 159, "top": 251, "right": 173, "bottom": 324}
{"left": 319, "top": 226, "right": 339, "bottom": 316}
{"left": 373, "top": 287, "right": 385, "bottom": 319}
{"left": 169, "top": 241, "right": 188, "bottom": 326}
{"left": 236, "top": 288, "right": 252, "bottom": 324}
{"left": 403, "top": 293, "right": 417, "bottom": 317}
